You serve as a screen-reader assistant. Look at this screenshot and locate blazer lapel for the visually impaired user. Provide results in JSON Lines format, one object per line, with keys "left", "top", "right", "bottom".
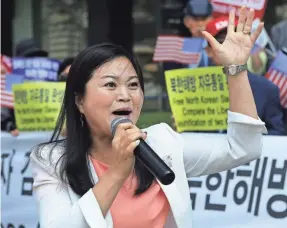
{"left": 144, "top": 137, "right": 184, "bottom": 228}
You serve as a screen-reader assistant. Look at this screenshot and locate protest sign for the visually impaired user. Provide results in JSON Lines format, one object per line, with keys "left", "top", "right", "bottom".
{"left": 1, "top": 132, "right": 286, "bottom": 228}
{"left": 165, "top": 66, "right": 229, "bottom": 132}
{"left": 12, "top": 82, "right": 65, "bottom": 131}
{"left": 12, "top": 57, "right": 60, "bottom": 81}
{"left": 210, "top": 0, "right": 267, "bottom": 20}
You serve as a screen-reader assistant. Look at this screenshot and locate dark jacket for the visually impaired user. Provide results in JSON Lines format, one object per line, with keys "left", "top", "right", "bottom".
{"left": 1, "top": 107, "right": 16, "bottom": 132}
{"left": 248, "top": 73, "right": 286, "bottom": 135}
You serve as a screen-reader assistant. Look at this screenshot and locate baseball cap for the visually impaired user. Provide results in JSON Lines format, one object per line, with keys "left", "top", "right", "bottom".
{"left": 15, "top": 38, "right": 48, "bottom": 57}
{"left": 206, "top": 16, "right": 238, "bottom": 37}
{"left": 184, "top": 0, "right": 213, "bottom": 18}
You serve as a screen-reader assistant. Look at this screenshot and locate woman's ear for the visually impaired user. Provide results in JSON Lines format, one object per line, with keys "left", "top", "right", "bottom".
{"left": 75, "top": 95, "right": 84, "bottom": 114}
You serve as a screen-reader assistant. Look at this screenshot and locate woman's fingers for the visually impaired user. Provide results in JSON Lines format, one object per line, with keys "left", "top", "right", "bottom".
{"left": 243, "top": 8, "right": 255, "bottom": 35}
{"left": 236, "top": 5, "right": 247, "bottom": 33}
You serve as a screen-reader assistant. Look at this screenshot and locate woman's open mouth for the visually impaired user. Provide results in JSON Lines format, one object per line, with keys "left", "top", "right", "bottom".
{"left": 112, "top": 108, "right": 132, "bottom": 117}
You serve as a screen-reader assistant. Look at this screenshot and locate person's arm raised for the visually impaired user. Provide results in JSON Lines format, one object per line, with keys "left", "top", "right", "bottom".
{"left": 202, "top": 6, "right": 264, "bottom": 119}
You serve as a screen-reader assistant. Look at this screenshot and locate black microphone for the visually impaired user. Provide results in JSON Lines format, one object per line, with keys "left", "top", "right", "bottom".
{"left": 111, "top": 118, "right": 175, "bottom": 185}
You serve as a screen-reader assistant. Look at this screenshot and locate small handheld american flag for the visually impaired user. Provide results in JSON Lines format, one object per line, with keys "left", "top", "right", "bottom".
{"left": 265, "top": 51, "right": 287, "bottom": 108}
{"left": 153, "top": 35, "right": 203, "bottom": 65}
{"left": 1, "top": 55, "right": 14, "bottom": 108}
{"left": 1, "top": 74, "right": 14, "bottom": 108}
{"left": 1, "top": 74, "right": 25, "bottom": 108}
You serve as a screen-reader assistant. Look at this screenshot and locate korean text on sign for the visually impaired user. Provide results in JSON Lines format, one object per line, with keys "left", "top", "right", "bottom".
{"left": 165, "top": 66, "right": 229, "bottom": 132}
{"left": 12, "top": 82, "right": 65, "bottom": 131}
{"left": 12, "top": 57, "right": 60, "bottom": 81}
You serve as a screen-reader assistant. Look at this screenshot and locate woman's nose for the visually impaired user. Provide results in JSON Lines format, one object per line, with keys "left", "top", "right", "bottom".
{"left": 116, "top": 87, "right": 131, "bottom": 102}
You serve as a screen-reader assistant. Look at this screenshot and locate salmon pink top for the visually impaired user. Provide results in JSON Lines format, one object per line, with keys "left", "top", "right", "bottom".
{"left": 90, "top": 156, "right": 170, "bottom": 228}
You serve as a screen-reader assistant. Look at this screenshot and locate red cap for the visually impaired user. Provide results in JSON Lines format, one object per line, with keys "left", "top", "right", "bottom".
{"left": 206, "top": 16, "right": 238, "bottom": 37}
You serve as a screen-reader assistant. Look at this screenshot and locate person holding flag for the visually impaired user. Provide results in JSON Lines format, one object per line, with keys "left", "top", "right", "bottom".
{"left": 204, "top": 14, "right": 286, "bottom": 135}
{"left": 1, "top": 54, "right": 19, "bottom": 136}
{"left": 160, "top": 0, "right": 213, "bottom": 72}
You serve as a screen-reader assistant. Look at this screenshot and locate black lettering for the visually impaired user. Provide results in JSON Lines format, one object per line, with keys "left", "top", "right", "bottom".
{"left": 267, "top": 195, "right": 287, "bottom": 219}
{"left": 200, "top": 96, "right": 218, "bottom": 104}
{"left": 45, "top": 106, "right": 58, "bottom": 113}
{"left": 215, "top": 119, "right": 224, "bottom": 126}
{"left": 220, "top": 94, "right": 229, "bottom": 103}
{"left": 185, "top": 97, "right": 199, "bottom": 104}
{"left": 207, "top": 107, "right": 215, "bottom": 115}
{"left": 183, "top": 108, "right": 205, "bottom": 116}
{"left": 177, "top": 119, "right": 206, "bottom": 127}
{"left": 205, "top": 195, "right": 226, "bottom": 211}
{"left": 248, "top": 158, "right": 268, "bottom": 216}
{"left": 233, "top": 181, "right": 248, "bottom": 205}
{"left": 21, "top": 177, "right": 34, "bottom": 196}
{"left": 223, "top": 170, "right": 235, "bottom": 196}
{"left": 173, "top": 98, "right": 184, "bottom": 106}
{"left": 206, "top": 173, "right": 221, "bottom": 191}
{"left": 190, "top": 193, "right": 197, "bottom": 210}
{"left": 216, "top": 107, "right": 228, "bottom": 115}
{"left": 20, "top": 117, "right": 35, "bottom": 124}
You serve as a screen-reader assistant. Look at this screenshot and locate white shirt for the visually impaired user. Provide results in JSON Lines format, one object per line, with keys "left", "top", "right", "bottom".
{"left": 30, "top": 111, "right": 267, "bottom": 228}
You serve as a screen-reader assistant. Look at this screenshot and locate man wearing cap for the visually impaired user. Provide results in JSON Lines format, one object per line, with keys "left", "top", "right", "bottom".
{"left": 2, "top": 39, "right": 50, "bottom": 136}
{"left": 183, "top": 0, "right": 213, "bottom": 38}
{"left": 15, "top": 38, "right": 48, "bottom": 57}
{"left": 204, "top": 16, "right": 286, "bottom": 135}
{"left": 183, "top": 0, "right": 214, "bottom": 68}
{"left": 164, "top": 0, "right": 213, "bottom": 71}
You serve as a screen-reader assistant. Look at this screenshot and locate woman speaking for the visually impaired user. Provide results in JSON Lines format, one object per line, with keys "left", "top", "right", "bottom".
{"left": 30, "top": 6, "right": 266, "bottom": 228}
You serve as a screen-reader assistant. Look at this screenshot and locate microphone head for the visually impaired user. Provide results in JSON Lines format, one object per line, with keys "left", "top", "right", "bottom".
{"left": 111, "top": 117, "right": 132, "bottom": 137}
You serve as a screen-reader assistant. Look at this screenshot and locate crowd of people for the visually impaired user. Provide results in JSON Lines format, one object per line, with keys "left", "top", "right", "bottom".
{"left": 1, "top": 0, "right": 287, "bottom": 136}
{"left": 167, "top": 0, "right": 287, "bottom": 135}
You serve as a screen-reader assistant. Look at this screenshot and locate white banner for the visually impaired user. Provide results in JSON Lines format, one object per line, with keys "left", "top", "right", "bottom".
{"left": 1, "top": 132, "right": 286, "bottom": 227}
{"left": 182, "top": 133, "right": 287, "bottom": 227}
{"left": 1, "top": 132, "right": 51, "bottom": 228}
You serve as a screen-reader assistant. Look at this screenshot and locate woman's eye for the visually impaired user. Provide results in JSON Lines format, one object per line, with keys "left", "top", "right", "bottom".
{"left": 129, "top": 82, "right": 139, "bottom": 89}
{"left": 105, "top": 82, "right": 116, "bottom": 88}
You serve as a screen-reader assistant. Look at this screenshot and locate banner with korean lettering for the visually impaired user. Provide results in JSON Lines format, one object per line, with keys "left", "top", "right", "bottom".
{"left": 1, "top": 132, "right": 52, "bottom": 228}
{"left": 12, "top": 82, "right": 65, "bottom": 131}
{"left": 1, "top": 133, "right": 286, "bottom": 227}
{"left": 165, "top": 66, "right": 229, "bottom": 132}
{"left": 182, "top": 133, "right": 287, "bottom": 227}
{"left": 12, "top": 57, "right": 60, "bottom": 81}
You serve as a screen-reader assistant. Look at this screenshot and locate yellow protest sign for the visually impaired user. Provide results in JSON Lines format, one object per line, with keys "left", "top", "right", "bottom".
{"left": 165, "top": 66, "right": 229, "bottom": 132}
{"left": 12, "top": 82, "right": 65, "bottom": 131}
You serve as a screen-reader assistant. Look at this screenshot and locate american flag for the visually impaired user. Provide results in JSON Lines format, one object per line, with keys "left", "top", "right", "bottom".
{"left": 1, "top": 74, "right": 25, "bottom": 108}
{"left": 1, "top": 55, "right": 14, "bottom": 107}
{"left": 266, "top": 51, "right": 287, "bottom": 108}
{"left": 153, "top": 35, "right": 203, "bottom": 65}
{"left": 1, "top": 74, "right": 14, "bottom": 108}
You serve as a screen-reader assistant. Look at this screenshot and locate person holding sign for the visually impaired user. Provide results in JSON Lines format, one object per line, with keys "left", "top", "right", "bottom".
{"left": 204, "top": 14, "right": 286, "bottom": 135}
{"left": 30, "top": 6, "right": 267, "bottom": 228}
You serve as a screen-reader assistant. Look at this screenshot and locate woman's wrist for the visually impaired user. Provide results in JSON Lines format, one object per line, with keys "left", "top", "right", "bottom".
{"left": 106, "top": 168, "right": 128, "bottom": 185}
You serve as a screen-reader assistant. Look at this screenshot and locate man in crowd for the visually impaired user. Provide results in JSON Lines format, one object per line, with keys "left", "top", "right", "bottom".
{"left": 204, "top": 16, "right": 286, "bottom": 135}
{"left": 164, "top": 0, "right": 213, "bottom": 71}
{"left": 1, "top": 38, "right": 49, "bottom": 136}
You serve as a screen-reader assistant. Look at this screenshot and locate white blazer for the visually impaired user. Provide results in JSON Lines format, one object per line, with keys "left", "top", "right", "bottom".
{"left": 30, "top": 111, "right": 267, "bottom": 228}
